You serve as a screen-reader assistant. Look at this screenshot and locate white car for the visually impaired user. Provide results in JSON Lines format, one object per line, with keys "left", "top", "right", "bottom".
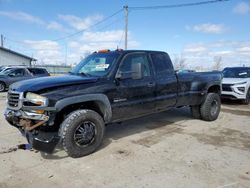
{"left": 222, "top": 67, "right": 250, "bottom": 104}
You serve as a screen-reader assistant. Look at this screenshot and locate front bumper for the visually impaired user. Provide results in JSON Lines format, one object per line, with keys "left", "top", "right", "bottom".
{"left": 25, "top": 130, "right": 60, "bottom": 153}
{"left": 5, "top": 109, "right": 49, "bottom": 121}
{"left": 221, "top": 91, "right": 246, "bottom": 100}
{"left": 4, "top": 109, "right": 59, "bottom": 153}
{"left": 222, "top": 84, "right": 247, "bottom": 100}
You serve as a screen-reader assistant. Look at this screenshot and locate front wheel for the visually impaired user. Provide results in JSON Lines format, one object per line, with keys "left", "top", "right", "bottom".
{"left": 0, "top": 82, "right": 6, "bottom": 92}
{"left": 242, "top": 88, "right": 250, "bottom": 105}
{"left": 200, "top": 93, "right": 221, "bottom": 121}
{"left": 61, "top": 109, "right": 105, "bottom": 158}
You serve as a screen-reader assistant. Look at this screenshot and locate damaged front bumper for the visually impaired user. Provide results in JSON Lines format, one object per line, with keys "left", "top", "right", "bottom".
{"left": 25, "top": 131, "right": 60, "bottom": 153}
{"left": 4, "top": 109, "right": 60, "bottom": 153}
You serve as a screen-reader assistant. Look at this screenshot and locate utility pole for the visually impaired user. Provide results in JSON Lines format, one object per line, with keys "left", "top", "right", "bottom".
{"left": 1, "top": 34, "right": 4, "bottom": 47}
{"left": 124, "top": 5, "right": 128, "bottom": 50}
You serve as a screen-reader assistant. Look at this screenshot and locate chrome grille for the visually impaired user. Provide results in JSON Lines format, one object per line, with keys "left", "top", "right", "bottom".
{"left": 7, "top": 91, "right": 23, "bottom": 110}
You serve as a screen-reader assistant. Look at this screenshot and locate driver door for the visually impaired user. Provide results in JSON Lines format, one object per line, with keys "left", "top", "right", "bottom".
{"left": 111, "top": 52, "right": 156, "bottom": 121}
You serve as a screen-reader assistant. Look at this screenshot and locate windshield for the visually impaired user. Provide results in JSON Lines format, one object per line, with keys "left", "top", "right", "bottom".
{"left": 223, "top": 68, "right": 250, "bottom": 78}
{"left": 71, "top": 52, "right": 120, "bottom": 77}
{"left": 0, "top": 68, "right": 12, "bottom": 75}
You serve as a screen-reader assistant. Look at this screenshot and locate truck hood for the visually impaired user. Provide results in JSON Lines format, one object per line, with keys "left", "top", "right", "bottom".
{"left": 10, "top": 75, "right": 98, "bottom": 92}
{"left": 222, "top": 78, "right": 250, "bottom": 84}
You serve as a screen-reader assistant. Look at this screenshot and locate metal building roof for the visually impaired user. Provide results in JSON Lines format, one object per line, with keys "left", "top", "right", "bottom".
{"left": 0, "top": 46, "right": 37, "bottom": 61}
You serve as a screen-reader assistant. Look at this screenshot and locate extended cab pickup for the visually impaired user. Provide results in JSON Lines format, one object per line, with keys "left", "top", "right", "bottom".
{"left": 5, "top": 50, "right": 222, "bottom": 158}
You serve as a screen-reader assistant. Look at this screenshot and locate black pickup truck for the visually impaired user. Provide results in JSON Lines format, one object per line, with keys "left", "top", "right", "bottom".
{"left": 5, "top": 50, "right": 222, "bottom": 158}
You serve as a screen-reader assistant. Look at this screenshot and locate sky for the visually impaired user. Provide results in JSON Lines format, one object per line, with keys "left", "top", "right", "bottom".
{"left": 0, "top": 0, "right": 250, "bottom": 69}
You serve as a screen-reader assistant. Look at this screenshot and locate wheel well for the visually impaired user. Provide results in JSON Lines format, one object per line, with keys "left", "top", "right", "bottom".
{"left": 0, "top": 81, "right": 6, "bottom": 86}
{"left": 0, "top": 81, "right": 6, "bottom": 90}
{"left": 53, "top": 101, "right": 105, "bottom": 130}
{"left": 208, "top": 85, "right": 221, "bottom": 94}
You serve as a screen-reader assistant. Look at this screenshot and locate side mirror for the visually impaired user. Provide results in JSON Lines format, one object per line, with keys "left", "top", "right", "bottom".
{"left": 8, "top": 73, "right": 15, "bottom": 77}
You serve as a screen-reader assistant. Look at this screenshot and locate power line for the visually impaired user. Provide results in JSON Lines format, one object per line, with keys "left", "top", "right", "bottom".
{"left": 129, "top": 0, "right": 230, "bottom": 10}
{"left": 123, "top": 0, "right": 230, "bottom": 48}
{"left": 53, "top": 8, "right": 123, "bottom": 41}
{"left": 95, "top": 15, "right": 124, "bottom": 32}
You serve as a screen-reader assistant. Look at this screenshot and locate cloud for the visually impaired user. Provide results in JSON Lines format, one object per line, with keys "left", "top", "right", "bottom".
{"left": 24, "top": 40, "right": 60, "bottom": 50}
{"left": 0, "top": 11, "right": 45, "bottom": 25}
{"left": 81, "top": 30, "right": 124, "bottom": 42}
{"left": 181, "top": 40, "right": 250, "bottom": 69}
{"left": 233, "top": 2, "right": 250, "bottom": 15}
{"left": 58, "top": 14, "right": 103, "bottom": 31}
{"left": 0, "top": 10, "right": 67, "bottom": 32}
{"left": 47, "top": 21, "right": 65, "bottom": 31}
{"left": 188, "top": 23, "right": 227, "bottom": 34}
{"left": 184, "top": 44, "right": 207, "bottom": 53}
{"left": 22, "top": 30, "right": 139, "bottom": 65}
{"left": 1, "top": 11, "right": 139, "bottom": 65}
{"left": 23, "top": 40, "right": 65, "bottom": 64}
{"left": 66, "top": 30, "right": 139, "bottom": 64}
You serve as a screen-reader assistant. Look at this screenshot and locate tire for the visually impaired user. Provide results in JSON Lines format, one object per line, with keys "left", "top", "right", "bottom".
{"left": 190, "top": 105, "right": 201, "bottom": 119}
{"left": 242, "top": 88, "right": 250, "bottom": 105}
{"left": 0, "top": 82, "right": 6, "bottom": 92}
{"left": 200, "top": 93, "right": 221, "bottom": 121}
{"left": 61, "top": 109, "right": 105, "bottom": 158}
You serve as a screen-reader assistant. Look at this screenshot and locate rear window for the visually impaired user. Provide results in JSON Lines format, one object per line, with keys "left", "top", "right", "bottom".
{"left": 28, "top": 68, "right": 48, "bottom": 75}
{"left": 150, "top": 52, "right": 174, "bottom": 74}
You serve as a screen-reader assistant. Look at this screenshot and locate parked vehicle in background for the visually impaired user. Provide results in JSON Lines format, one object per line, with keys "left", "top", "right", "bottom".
{"left": 0, "top": 67, "right": 50, "bottom": 92}
{"left": 0, "top": 65, "right": 27, "bottom": 74}
{"left": 222, "top": 67, "right": 250, "bottom": 104}
{"left": 4, "top": 49, "right": 222, "bottom": 158}
{"left": 0, "top": 66, "right": 6, "bottom": 72}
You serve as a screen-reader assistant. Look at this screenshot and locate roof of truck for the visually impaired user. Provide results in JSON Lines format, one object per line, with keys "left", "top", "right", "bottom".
{"left": 94, "top": 49, "right": 167, "bottom": 54}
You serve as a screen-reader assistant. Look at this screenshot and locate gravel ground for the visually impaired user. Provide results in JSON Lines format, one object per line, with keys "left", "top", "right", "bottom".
{"left": 0, "top": 92, "right": 249, "bottom": 188}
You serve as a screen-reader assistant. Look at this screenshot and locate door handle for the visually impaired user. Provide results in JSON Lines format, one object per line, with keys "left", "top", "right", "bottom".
{"left": 147, "top": 82, "right": 155, "bottom": 87}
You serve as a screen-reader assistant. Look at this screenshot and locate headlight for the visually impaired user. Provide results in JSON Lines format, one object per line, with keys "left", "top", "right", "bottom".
{"left": 25, "top": 92, "right": 48, "bottom": 106}
{"left": 233, "top": 82, "right": 247, "bottom": 85}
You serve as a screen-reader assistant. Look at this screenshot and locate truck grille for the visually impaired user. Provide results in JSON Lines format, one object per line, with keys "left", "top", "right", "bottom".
{"left": 7, "top": 91, "right": 23, "bottom": 110}
{"left": 222, "top": 84, "right": 233, "bottom": 92}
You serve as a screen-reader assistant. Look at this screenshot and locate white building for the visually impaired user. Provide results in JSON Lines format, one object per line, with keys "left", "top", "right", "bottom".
{"left": 0, "top": 46, "right": 36, "bottom": 67}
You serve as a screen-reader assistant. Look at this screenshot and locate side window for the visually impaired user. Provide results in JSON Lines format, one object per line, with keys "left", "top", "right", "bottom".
{"left": 119, "top": 53, "right": 151, "bottom": 78}
{"left": 29, "top": 69, "right": 46, "bottom": 75}
{"left": 151, "top": 53, "right": 174, "bottom": 74}
{"left": 11, "top": 69, "right": 25, "bottom": 77}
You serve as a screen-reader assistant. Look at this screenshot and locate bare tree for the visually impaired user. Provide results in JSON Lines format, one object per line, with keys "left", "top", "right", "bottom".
{"left": 213, "top": 56, "right": 222, "bottom": 71}
{"left": 172, "top": 54, "right": 187, "bottom": 70}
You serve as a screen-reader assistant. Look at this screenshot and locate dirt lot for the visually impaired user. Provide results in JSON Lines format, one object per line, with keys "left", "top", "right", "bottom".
{"left": 0, "top": 92, "right": 249, "bottom": 188}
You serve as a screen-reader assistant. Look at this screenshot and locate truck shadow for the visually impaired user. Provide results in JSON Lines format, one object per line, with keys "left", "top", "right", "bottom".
{"left": 221, "top": 98, "right": 248, "bottom": 107}
{"left": 40, "top": 107, "right": 192, "bottom": 160}
{"left": 101, "top": 107, "right": 192, "bottom": 149}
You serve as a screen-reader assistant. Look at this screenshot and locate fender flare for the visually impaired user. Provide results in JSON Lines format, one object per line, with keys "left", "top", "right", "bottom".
{"left": 55, "top": 94, "right": 112, "bottom": 123}
{"left": 205, "top": 82, "right": 222, "bottom": 94}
